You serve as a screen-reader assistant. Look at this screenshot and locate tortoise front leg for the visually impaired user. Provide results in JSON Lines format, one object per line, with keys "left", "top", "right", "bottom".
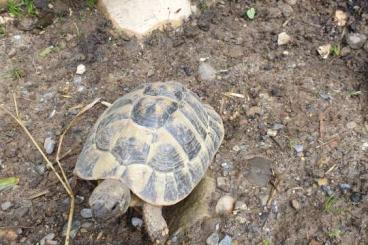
{"left": 143, "top": 203, "right": 169, "bottom": 244}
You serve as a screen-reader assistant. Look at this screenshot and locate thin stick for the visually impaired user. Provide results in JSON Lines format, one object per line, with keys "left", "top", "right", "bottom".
{"left": 55, "top": 98, "right": 100, "bottom": 244}
{"left": 12, "top": 93, "right": 19, "bottom": 118}
{"left": 28, "top": 189, "right": 49, "bottom": 199}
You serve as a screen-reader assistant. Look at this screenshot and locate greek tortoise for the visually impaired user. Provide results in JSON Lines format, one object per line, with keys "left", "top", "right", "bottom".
{"left": 73, "top": 81, "right": 224, "bottom": 243}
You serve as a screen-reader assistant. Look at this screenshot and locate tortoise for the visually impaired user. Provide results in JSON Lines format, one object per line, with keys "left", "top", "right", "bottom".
{"left": 73, "top": 81, "right": 224, "bottom": 243}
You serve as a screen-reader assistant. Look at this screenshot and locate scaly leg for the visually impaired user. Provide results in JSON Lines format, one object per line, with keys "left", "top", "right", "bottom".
{"left": 143, "top": 203, "right": 169, "bottom": 244}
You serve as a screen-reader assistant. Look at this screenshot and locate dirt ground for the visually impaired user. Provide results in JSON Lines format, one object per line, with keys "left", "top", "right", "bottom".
{"left": 1, "top": 0, "right": 368, "bottom": 244}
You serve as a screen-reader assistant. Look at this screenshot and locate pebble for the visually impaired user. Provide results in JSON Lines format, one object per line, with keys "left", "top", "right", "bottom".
{"left": 80, "top": 208, "right": 93, "bottom": 219}
{"left": 340, "top": 46, "right": 351, "bottom": 56}
{"left": 34, "top": 164, "right": 47, "bottom": 175}
{"left": 319, "top": 92, "right": 332, "bottom": 101}
{"left": 362, "top": 142, "right": 368, "bottom": 151}
{"left": 81, "top": 222, "right": 93, "bottom": 229}
{"left": 350, "top": 192, "right": 362, "bottom": 203}
{"left": 44, "top": 136, "right": 56, "bottom": 154}
{"left": 217, "top": 177, "right": 230, "bottom": 192}
{"left": 273, "top": 123, "right": 284, "bottom": 130}
{"left": 346, "top": 33, "right": 367, "bottom": 49}
{"left": 293, "top": 144, "right": 303, "bottom": 153}
{"left": 198, "top": 63, "right": 216, "bottom": 82}
{"left": 338, "top": 183, "right": 351, "bottom": 192}
{"left": 206, "top": 232, "right": 219, "bottom": 245}
{"left": 131, "top": 217, "right": 143, "bottom": 228}
{"left": 62, "top": 219, "right": 81, "bottom": 239}
{"left": 317, "top": 44, "right": 331, "bottom": 59}
{"left": 277, "top": 32, "right": 291, "bottom": 46}
{"left": 321, "top": 185, "right": 334, "bottom": 196}
{"left": 8, "top": 48, "right": 16, "bottom": 58}
{"left": 334, "top": 10, "right": 348, "bottom": 26}
{"left": 1, "top": 201, "right": 13, "bottom": 211}
{"left": 267, "top": 129, "right": 277, "bottom": 137}
{"left": 291, "top": 199, "right": 301, "bottom": 210}
{"left": 317, "top": 178, "right": 328, "bottom": 186}
{"left": 346, "top": 121, "right": 357, "bottom": 129}
{"left": 215, "top": 195, "right": 235, "bottom": 215}
{"left": 39, "top": 233, "right": 55, "bottom": 245}
{"left": 219, "top": 235, "right": 232, "bottom": 245}
{"left": 76, "top": 64, "right": 86, "bottom": 75}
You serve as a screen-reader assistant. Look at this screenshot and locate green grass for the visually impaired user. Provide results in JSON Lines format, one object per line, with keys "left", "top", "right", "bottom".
{"left": 9, "top": 68, "right": 24, "bottom": 80}
{"left": 0, "top": 25, "right": 5, "bottom": 37}
{"left": 323, "top": 196, "right": 341, "bottom": 214}
{"left": 262, "top": 240, "right": 271, "bottom": 245}
{"left": 7, "top": 0, "right": 36, "bottom": 17}
{"left": 86, "top": 0, "right": 97, "bottom": 8}
{"left": 347, "top": 91, "right": 361, "bottom": 97}
{"left": 330, "top": 44, "right": 341, "bottom": 56}
{"left": 327, "top": 229, "right": 342, "bottom": 239}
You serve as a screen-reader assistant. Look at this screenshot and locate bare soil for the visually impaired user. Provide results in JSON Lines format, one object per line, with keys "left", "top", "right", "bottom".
{"left": 1, "top": 0, "right": 368, "bottom": 244}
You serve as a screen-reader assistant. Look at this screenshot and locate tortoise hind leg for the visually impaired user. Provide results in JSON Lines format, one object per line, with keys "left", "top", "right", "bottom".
{"left": 143, "top": 203, "right": 169, "bottom": 244}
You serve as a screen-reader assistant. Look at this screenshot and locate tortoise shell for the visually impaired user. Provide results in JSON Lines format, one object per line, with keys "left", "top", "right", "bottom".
{"left": 74, "top": 81, "right": 224, "bottom": 206}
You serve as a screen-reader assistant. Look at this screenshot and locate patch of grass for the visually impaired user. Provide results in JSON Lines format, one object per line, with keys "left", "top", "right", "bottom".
{"left": 288, "top": 138, "right": 298, "bottom": 150}
{"left": 9, "top": 67, "right": 25, "bottom": 80}
{"left": 327, "top": 229, "right": 342, "bottom": 239}
{"left": 0, "top": 25, "right": 5, "bottom": 37}
{"left": 7, "top": 0, "right": 36, "bottom": 17}
{"left": 323, "top": 196, "right": 341, "bottom": 213}
{"left": 262, "top": 239, "right": 271, "bottom": 245}
{"left": 7, "top": 0, "right": 22, "bottom": 17}
{"left": 86, "top": 0, "right": 97, "bottom": 9}
{"left": 330, "top": 44, "right": 341, "bottom": 56}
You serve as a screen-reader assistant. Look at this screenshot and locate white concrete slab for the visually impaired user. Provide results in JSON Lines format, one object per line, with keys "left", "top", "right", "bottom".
{"left": 98, "top": 0, "right": 193, "bottom": 37}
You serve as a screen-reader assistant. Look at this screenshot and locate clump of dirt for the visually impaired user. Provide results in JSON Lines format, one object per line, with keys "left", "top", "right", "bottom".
{"left": 0, "top": 0, "right": 367, "bottom": 244}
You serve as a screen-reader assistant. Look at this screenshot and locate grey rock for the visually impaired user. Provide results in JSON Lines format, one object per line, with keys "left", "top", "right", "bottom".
{"left": 346, "top": 33, "right": 367, "bottom": 49}
{"left": 8, "top": 48, "right": 16, "bottom": 58}
{"left": 340, "top": 46, "right": 351, "bottom": 56}
{"left": 206, "top": 232, "right": 219, "bottom": 245}
{"left": 15, "top": 206, "right": 29, "bottom": 218}
{"left": 321, "top": 185, "right": 334, "bottom": 196}
{"left": 273, "top": 123, "right": 284, "bottom": 130}
{"left": 319, "top": 92, "right": 332, "bottom": 101}
{"left": 80, "top": 208, "right": 93, "bottom": 219}
{"left": 44, "top": 136, "right": 56, "bottom": 154}
{"left": 219, "top": 235, "right": 232, "bottom": 245}
{"left": 338, "top": 183, "right": 351, "bottom": 192}
{"left": 350, "top": 192, "right": 362, "bottom": 203}
{"left": 217, "top": 177, "right": 230, "bottom": 192}
{"left": 278, "top": 3, "right": 293, "bottom": 17}
{"left": 62, "top": 219, "right": 81, "bottom": 239}
{"left": 131, "top": 217, "right": 143, "bottom": 228}
{"left": 1, "top": 201, "right": 13, "bottom": 211}
{"left": 293, "top": 144, "right": 303, "bottom": 153}
{"left": 198, "top": 63, "right": 216, "bottom": 81}
{"left": 39, "top": 233, "right": 55, "bottom": 245}
{"left": 215, "top": 195, "right": 235, "bottom": 215}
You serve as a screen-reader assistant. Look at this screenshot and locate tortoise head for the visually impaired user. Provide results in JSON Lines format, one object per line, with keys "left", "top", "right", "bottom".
{"left": 89, "top": 179, "right": 131, "bottom": 221}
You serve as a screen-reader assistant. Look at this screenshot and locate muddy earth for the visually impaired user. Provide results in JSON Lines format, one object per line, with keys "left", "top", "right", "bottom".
{"left": 1, "top": 0, "right": 368, "bottom": 244}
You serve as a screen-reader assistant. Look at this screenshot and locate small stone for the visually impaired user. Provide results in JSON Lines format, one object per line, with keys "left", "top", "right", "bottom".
{"left": 346, "top": 121, "right": 357, "bottom": 129}
{"left": 206, "top": 232, "right": 219, "bottom": 245}
{"left": 291, "top": 199, "right": 301, "bottom": 210}
{"left": 334, "top": 10, "right": 348, "bottom": 26}
{"left": 362, "top": 142, "right": 368, "bottom": 151}
{"left": 44, "top": 136, "right": 56, "bottom": 154}
{"left": 198, "top": 63, "right": 216, "bottom": 82}
{"left": 81, "top": 222, "right": 93, "bottom": 229}
{"left": 317, "top": 178, "right": 328, "bottom": 186}
{"left": 234, "top": 201, "right": 247, "bottom": 211}
{"left": 62, "top": 219, "right": 81, "bottom": 239}
{"left": 1, "top": 201, "right": 13, "bottom": 211}
{"left": 321, "top": 185, "right": 333, "bottom": 196}
{"left": 147, "top": 69, "right": 155, "bottom": 77}
{"left": 278, "top": 3, "right": 293, "bottom": 17}
{"left": 284, "top": 0, "right": 297, "bottom": 5}
{"left": 350, "top": 192, "right": 362, "bottom": 203}
{"left": 319, "top": 92, "right": 332, "bottom": 101}
{"left": 317, "top": 44, "right": 331, "bottom": 59}
{"left": 278, "top": 32, "right": 291, "bottom": 46}
{"left": 76, "top": 64, "right": 86, "bottom": 75}
{"left": 7, "top": 48, "right": 16, "bottom": 58}
{"left": 34, "top": 164, "right": 47, "bottom": 175}
{"left": 39, "top": 233, "right": 55, "bottom": 245}
{"left": 217, "top": 177, "right": 230, "bottom": 192}
{"left": 273, "top": 123, "right": 284, "bottom": 130}
{"left": 293, "top": 144, "right": 303, "bottom": 153}
{"left": 338, "top": 183, "right": 351, "bottom": 192}
{"left": 247, "top": 106, "right": 261, "bottom": 117}
{"left": 346, "top": 33, "right": 367, "bottom": 49}
{"left": 215, "top": 195, "right": 235, "bottom": 215}
{"left": 267, "top": 129, "right": 277, "bottom": 137}
{"left": 131, "top": 217, "right": 143, "bottom": 228}
{"left": 232, "top": 145, "right": 240, "bottom": 152}
{"left": 80, "top": 208, "right": 93, "bottom": 219}
{"left": 340, "top": 46, "right": 351, "bottom": 56}
{"left": 14, "top": 207, "right": 29, "bottom": 218}
{"left": 219, "top": 235, "right": 232, "bottom": 245}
